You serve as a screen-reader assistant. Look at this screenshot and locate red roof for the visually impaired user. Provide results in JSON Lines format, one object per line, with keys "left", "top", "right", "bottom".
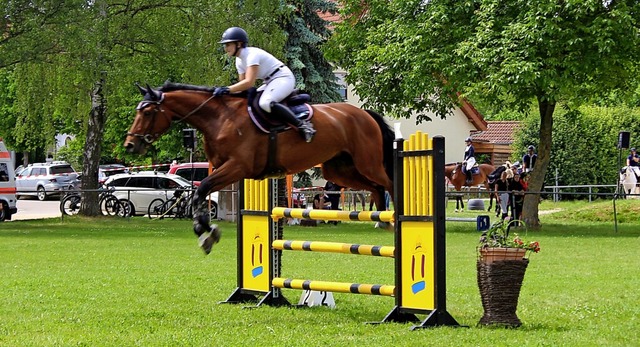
{"left": 471, "top": 121, "right": 522, "bottom": 145}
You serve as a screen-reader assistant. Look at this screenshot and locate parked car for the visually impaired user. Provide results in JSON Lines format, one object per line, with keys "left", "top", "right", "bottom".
{"left": 15, "top": 161, "right": 79, "bottom": 201}
{"left": 105, "top": 171, "right": 218, "bottom": 218}
{"left": 98, "top": 164, "right": 128, "bottom": 184}
{"left": 168, "top": 162, "right": 211, "bottom": 186}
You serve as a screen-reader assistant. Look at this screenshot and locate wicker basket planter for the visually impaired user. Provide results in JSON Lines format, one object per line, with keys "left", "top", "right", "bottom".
{"left": 479, "top": 247, "right": 526, "bottom": 264}
{"left": 477, "top": 257, "right": 529, "bottom": 327}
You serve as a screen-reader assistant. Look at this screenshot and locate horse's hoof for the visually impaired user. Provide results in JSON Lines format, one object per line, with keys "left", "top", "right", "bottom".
{"left": 453, "top": 209, "right": 458, "bottom": 213}
{"left": 197, "top": 224, "right": 221, "bottom": 255}
{"left": 374, "top": 221, "right": 394, "bottom": 231}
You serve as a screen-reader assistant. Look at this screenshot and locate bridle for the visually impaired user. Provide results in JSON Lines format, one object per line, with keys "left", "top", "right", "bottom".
{"left": 126, "top": 91, "right": 215, "bottom": 144}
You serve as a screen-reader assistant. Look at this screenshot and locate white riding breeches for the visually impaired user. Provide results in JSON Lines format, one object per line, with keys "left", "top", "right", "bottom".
{"left": 631, "top": 166, "right": 640, "bottom": 178}
{"left": 257, "top": 67, "right": 295, "bottom": 113}
{"left": 465, "top": 157, "right": 476, "bottom": 171}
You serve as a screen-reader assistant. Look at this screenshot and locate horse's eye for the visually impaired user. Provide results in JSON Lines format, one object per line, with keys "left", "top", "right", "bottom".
{"left": 143, "top": 110, "right": 152, "bottom": 117}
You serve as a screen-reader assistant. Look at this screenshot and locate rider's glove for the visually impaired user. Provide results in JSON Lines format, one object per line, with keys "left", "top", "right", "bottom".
{"left": 213, "top": 86, "right": 230, "bottom": 97}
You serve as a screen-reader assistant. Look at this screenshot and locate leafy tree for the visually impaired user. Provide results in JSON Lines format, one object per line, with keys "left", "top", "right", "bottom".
{"left": 325, "top": 0, "right": 640, "bottom": 228}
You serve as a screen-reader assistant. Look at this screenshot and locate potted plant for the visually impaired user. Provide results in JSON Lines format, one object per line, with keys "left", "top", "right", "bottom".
{"left": 476, "top": 218, "right": 540, "bottom": 327}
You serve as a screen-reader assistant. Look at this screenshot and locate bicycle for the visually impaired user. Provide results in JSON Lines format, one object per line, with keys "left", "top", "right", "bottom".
{"left": 60, "top": 185, "right": 127, "bottom": 216}
{"left": 148, "top": 188, "right": 193, "bottom": 219}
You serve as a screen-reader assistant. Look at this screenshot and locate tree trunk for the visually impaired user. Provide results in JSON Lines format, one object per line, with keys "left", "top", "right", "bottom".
{"left": 521, "top": 96, "right": 555, "bottom": 229}
{"left": 79, "top": 74, "right": 107, "bottom": 216}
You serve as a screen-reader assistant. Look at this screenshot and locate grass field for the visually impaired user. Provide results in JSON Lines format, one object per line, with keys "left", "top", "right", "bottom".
{"left": 1, "top": 200, "right": 639, "bottom": 346}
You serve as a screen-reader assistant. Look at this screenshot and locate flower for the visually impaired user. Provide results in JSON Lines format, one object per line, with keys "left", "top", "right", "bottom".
{"left": 478, "top": 217, "right": 541, "bottom": 256}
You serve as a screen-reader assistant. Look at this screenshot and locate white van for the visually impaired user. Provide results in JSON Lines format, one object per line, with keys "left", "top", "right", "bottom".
{"left": 0, "top": 140, "right": 18, "bottom": 221}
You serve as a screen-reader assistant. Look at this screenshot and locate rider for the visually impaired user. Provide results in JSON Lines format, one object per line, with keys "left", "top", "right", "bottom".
{"left": 213, "top": 27, "right": 316, "bottom": 143}
{"left": 463, "top": 137, "right": 476, "bottom": 184}
{"left": 627, "top": 147, "right": 640, "bottom": 178}
{"left": 522, "top": 145, "right": 537, "bottom": 173}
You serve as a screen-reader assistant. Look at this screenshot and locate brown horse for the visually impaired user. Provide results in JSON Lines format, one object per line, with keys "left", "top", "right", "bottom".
{"left": 124, "top": 82, "right": 395, "bottom": 254}
{"left": 444, "top": 163, "right": 495, "bottom": 211}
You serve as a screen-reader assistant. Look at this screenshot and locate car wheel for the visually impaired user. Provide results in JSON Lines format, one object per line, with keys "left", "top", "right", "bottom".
{"left": 208, "top": 201, "right": 218, "bottom": 220}
{"left": 0, "top": 202, "right": 7, "bottom": 222}
{"left": 37, "top": 186, "right": 47, "bottom": 201}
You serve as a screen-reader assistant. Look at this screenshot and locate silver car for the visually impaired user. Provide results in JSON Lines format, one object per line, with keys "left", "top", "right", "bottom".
{"left": 16, "top": 161, "right": 79, "bottom": 201}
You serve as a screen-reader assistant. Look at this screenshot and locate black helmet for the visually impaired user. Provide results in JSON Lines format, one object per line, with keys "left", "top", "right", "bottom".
{"left": 219, "top": 27, "right": 249, "bottom": 46}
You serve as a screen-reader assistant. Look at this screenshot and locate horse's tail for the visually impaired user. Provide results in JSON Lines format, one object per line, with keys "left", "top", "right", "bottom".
{"left": 365, "top": 110, "right": 395, "bottom": 182}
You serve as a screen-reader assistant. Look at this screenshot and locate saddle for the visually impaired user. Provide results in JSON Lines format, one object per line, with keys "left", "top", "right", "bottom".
{"left": 246, "top": 88, "right": 314, "bottom": 133}
{"left": 487, "top": 166, "right": 507, "bottom": 184}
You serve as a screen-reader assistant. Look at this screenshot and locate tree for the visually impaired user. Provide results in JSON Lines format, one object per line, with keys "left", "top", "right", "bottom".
{"left": 281, "top": 0, "right": 342, "bottom": 103}
{"left": 325, "top": 0, "right": 640, "bottom": 228}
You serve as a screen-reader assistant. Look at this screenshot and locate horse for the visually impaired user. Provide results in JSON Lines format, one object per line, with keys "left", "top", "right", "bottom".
{"left": 619, "top": 166, "right": 639, "bottom": 199}
{"left": 444, "top": 162, "right": 495, "bottom": 212}
{"left": 124, "top": 82, "right": 395, "bottom": 254}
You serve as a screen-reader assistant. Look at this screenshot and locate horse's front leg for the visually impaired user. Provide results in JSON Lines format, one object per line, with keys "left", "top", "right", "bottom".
{"left": 191, "top": 183, "right": 221, "bottom": 255}
{"left": 191, "top": 165, "right": 244, "bottom": 255}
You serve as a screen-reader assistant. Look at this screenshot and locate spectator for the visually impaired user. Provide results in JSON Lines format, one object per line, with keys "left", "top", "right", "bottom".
{"left": 313, "top": 188, "right": 331, "bottom": 210}
{"left": 626, "top": 148, "right": 639, "bottom": 178}
{"left": 510, "top": 172, "right": 526, "bottom": 226}
{"left": 522, "top": 145, "right": 537, "bottom": 173}
{"left": 323, "top": 181, "right": 343, "bottom": 210}
{"left": 495, "top": 171, "right": 510, "bottom": 221}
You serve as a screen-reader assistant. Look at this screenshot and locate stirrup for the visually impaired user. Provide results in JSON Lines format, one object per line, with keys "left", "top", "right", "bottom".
{"left": 298, "top": 121, "right": 316, "bottom": 143}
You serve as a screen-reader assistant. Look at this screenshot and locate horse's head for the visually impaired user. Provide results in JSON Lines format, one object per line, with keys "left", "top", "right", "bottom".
{"left": 124, "top": 84, "right": 173, "bottom": 154}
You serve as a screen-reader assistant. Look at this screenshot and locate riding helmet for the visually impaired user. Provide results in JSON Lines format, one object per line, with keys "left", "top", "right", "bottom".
{"left": 528, "top": 145, "right": 535, "bottom": 150}
{"left": 219, "top": 27, "right": 249, "bottom": 46}
{"left": 465, "top": 137, "right": 472, "bottom": 143}
{"left": 632, "top": 148, "right": 637, "bottom": 152}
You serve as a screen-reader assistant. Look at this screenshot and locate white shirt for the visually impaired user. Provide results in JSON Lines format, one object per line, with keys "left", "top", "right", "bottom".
{"left": 235, "top": 47, "right": 284, "bottom": 80}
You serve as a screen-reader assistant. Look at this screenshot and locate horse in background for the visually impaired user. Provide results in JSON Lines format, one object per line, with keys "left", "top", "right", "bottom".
{"left": 124, "top": 82, "right": 395, "bottom": 254}
{"left": 445, "top": 162, "right": 496, "bottom": 212}
{"left": 619, "top": 166, "right": 639, "bottom": 198}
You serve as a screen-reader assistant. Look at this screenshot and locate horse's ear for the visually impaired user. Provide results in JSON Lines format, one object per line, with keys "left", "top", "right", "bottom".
{"left": 135, "top": 83, "right": 146, "bottom": 96}
{"left": 145, "top": 83, "right": 162, "bottom": 101}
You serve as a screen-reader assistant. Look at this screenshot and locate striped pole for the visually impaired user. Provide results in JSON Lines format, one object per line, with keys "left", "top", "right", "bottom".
{"left": 272, "top": 240, "right": 395, "bottom": 257}
{"left": 271, "top": 207, "right": 395, "bottom": 223}
{"left": 272, "top": 278, "right": 395, "bottom": 296}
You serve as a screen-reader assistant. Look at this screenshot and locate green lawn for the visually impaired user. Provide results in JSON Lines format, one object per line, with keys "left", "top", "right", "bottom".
{"left": 1, "top": 200, "right": 639, "bottom": 346}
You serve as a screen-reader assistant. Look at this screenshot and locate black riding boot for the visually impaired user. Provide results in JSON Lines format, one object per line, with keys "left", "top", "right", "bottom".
{"left": 465, "top": 170, "right": 472, "bottom": 185}
{"left": 270, "top": 102, "right": 316, "bottom": 143}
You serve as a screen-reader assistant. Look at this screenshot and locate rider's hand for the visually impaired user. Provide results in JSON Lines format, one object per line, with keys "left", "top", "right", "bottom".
{"left": 213, "top": 86, "right": 230, "bottom": 97}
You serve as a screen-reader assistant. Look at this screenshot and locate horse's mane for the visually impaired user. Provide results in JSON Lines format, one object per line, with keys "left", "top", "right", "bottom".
{"left": 159, "top": 81, "right": 215, "bottom": 93}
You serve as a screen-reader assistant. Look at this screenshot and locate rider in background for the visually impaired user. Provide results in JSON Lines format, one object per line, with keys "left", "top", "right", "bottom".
{"left": 463, "top": 137, "right": 476, "bottom": 184}
{"left": 522, "top": 145, "right": 537, "bottom": 173}
{"left": 627, "top": 147, "right": 640, "bottom": 177}
{"left": 214, "top": 27, "right": 316, "bottom": 143}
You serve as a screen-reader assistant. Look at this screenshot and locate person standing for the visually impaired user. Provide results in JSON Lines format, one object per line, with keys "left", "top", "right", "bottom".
{"left": 522, "top": 145, "right": 537, "bottom": 173}
{"left": 463, "top": 137, "right": 476, "bottom": 184}
{"left": 495, "top": 171, "right": 510, "bottom": 220}
{"left": 509, "top": 172, "right": 526, "bottom": 226}
{"left": 323, "top": 181, "right": 343, "bottom": 211}
{"left": 626, "top": 147, "right": 640, "bottom": 180}
{"left": 214, "top": 27, "right": 316, "bottom": 142}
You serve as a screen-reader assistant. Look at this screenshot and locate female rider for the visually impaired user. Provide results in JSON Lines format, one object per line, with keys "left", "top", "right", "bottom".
{"left": 463, "top": 137, "right": 476, "bottom": 184}
{"left": 213, "top": 27, "right": 315, "bottom": 143}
